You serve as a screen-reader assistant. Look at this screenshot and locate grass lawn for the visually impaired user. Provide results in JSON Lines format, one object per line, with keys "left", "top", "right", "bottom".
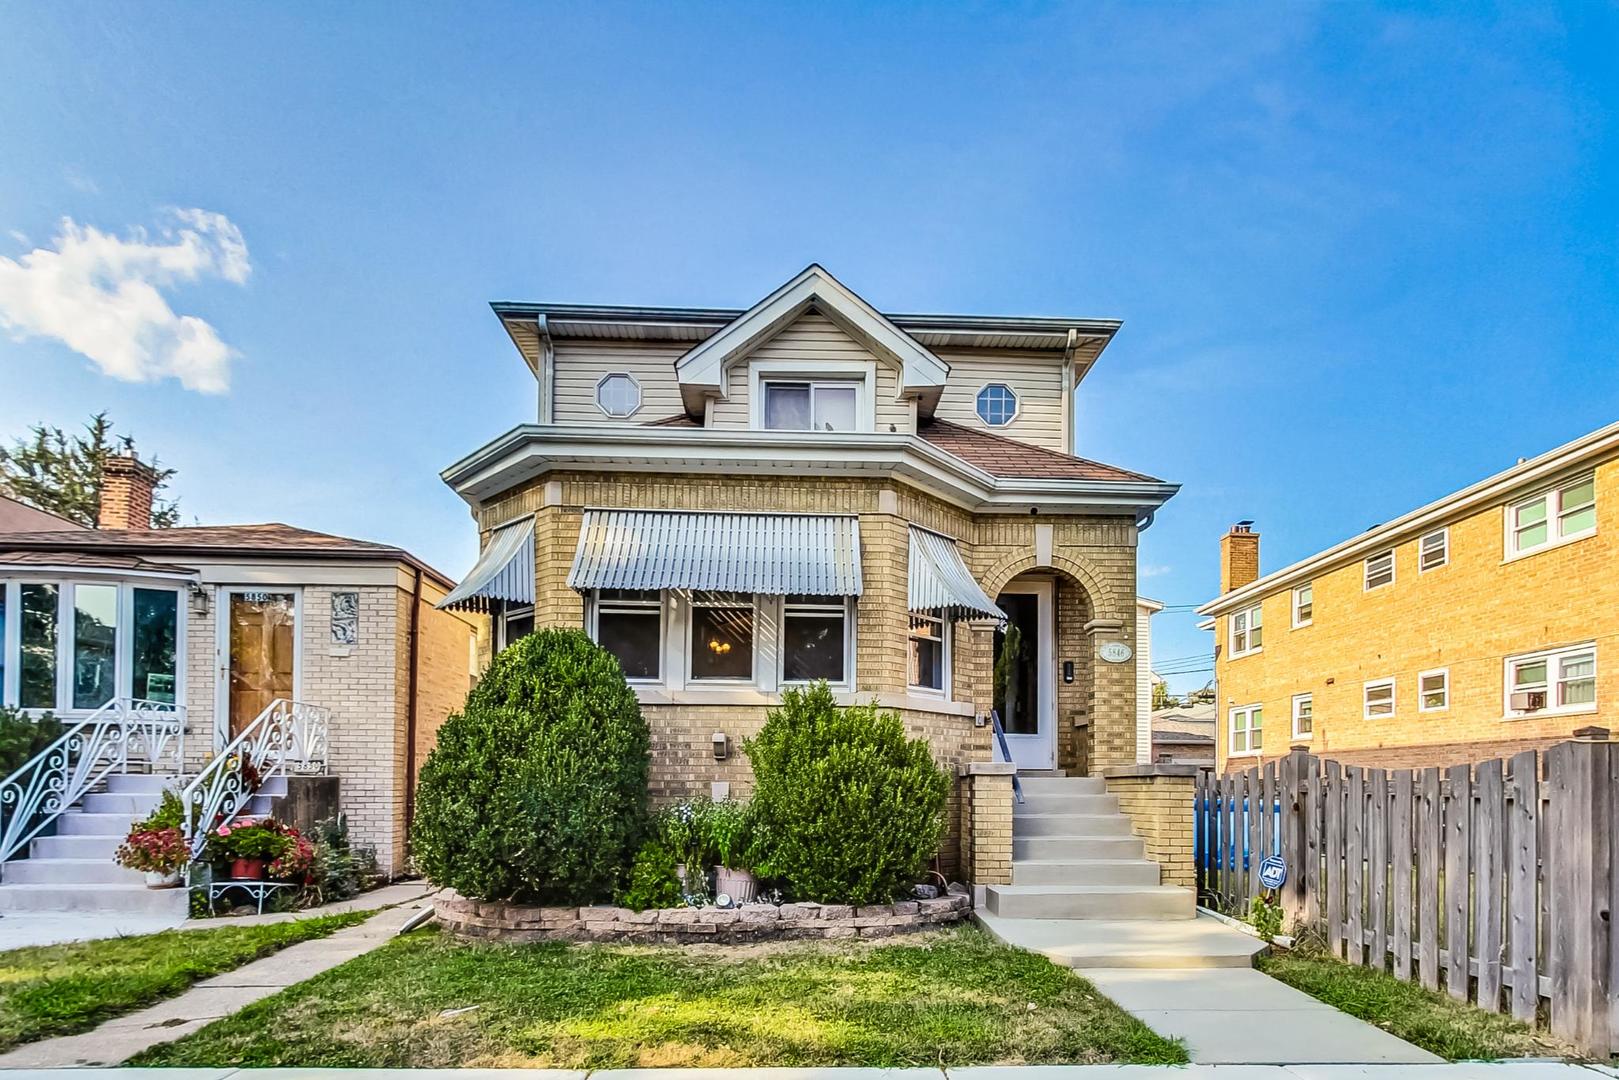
{"left": 0, "top": 909, "right": 370, "bottom": 1052}
{"left": 1258, "top": 948, "right": 1579, "bottom": 1060}
{"left": 133, "top": 924, "right": 1186, "bottom": 1069}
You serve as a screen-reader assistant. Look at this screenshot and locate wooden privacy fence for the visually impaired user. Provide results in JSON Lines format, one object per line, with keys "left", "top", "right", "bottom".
{"left": 1195, "top": 739, "right": 1619, "bottom": 1056}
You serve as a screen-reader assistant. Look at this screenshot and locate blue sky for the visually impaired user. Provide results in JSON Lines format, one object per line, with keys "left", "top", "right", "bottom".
{"left": 2, "top": 3, "right": 1616, "bottom": 691}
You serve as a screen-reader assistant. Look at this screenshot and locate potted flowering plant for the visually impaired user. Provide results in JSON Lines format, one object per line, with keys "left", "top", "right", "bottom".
{"left": 210, "top": 819, "right": 294, "bottom": 880}
{"left": 707, "top": 798, "right": 756, "bottom": 903}
{"left": 115, "top": 790, "right": 188, "bottom": 887}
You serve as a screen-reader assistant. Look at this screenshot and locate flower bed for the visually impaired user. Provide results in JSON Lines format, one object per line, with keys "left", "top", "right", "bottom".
{"left": 435, "top": 889, "right": 971, "bottom": 945}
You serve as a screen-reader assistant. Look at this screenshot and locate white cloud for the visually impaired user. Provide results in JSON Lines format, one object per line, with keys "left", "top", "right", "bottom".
{"left": 1140, "top": 564, "right": 1173, "bottom": 579}
{"left": 0, "top": 209, "right": 251, "bottom": 393}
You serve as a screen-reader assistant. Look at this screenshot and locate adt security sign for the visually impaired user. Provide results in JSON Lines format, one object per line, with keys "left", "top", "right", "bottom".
{"left": 1258, "top": 854, "right": 1287, "bottom": 891}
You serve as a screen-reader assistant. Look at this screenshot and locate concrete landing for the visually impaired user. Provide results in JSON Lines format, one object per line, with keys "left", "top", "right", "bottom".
{"left": 976, "top": 910, "right": 1267, "bottom": 968}
{"left": 1083, "top": 968, "right": 1443, "bottom": 1065}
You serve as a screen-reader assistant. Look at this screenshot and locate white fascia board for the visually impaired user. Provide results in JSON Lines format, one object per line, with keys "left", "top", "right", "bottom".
{"left": 1197, "top": 417, "right": 1619, "bottom": 618}
{"left": 673, "top": 265, "right": 949, "bottom": 409}
{"left": 441, "top": 425, "right": 1179, "bottom": 517}
{"left": 0, "top": 563, "right": 199, "bottom": 583}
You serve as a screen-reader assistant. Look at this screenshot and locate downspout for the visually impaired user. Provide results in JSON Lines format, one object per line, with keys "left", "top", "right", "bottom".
{"left": 537, "top": 314, "right": 555, "bottom": 425}
{"left": 402, "top": 566, "right": 423, "bottom": 859}
{"left": 1062, "top": 328, "right": 1078, "bottom": 454}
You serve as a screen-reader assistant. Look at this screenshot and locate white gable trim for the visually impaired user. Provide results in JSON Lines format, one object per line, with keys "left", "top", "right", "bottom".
{"left": 674, "top": 265, "right": 949, "bottom": 414}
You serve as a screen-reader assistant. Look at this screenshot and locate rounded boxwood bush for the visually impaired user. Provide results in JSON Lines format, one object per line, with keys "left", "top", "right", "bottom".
{"left": 744, "top": 682, "right": 949, "bottom": 905}
{"left": 411, "top": 628, "right": 650, "bottom": 904}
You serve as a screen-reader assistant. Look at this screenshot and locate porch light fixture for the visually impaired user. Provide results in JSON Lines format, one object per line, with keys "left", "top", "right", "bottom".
{"left": 188, "top": 583, "right": 210, "bottom": 616}
{"left": 712, "top": 731, "right": 729, "bottom": 761}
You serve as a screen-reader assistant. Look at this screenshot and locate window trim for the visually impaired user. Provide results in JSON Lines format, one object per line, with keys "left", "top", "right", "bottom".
{"left": 1505, "top": 474, "right": 1598, "bottom": 560}
{"left": 1419, "top": 528, "right": 1450, "bottom": 573}
{"left": 685, "top": 591, "right": 759, "bottom": 684}
{"left": 1503, "top": 643, "right": 1597, "bottom": 719}
{"left": 1363, "top": 677, "right": 1396, "bottom": 720}
{"left": 587, "top": 589, "right": 665, "bottom": 683}
{"left": 1418, "top": 667, "right": 1450, "bottom": 712}
{"left": 1363, "top": 550, "right": 1395, "bottom": 591}
{"left": 974, "top": 382, "right": 1020, "bottom": 427}
{"left": 748, "top": 359, "right": 877, "bottom": 433}
{"left": 1229, "top": 602, "right": 1263, "bottom": 659}
{"left": 778, "top": 594, "right": 854, "bottom": 688}
{"left": 593, "top": 371, "right": 643, "bottom": 419}
{"left": 1291, "top": 692, "right": 1313, "bottom": 740}
{"left": 1291, "top": 583, "right": 1313, "bottom": 629}
{"left": 1228, "top": 703, "right": 1263, "bottom": 758}
{"left": 497, "top": 603, "right": 535, "bottom": 652}
{"left": 2, "top": 577, "right": 187, "bottom": 715}
{"left": 907, "top": 608, "right": 951, "bottom": 697}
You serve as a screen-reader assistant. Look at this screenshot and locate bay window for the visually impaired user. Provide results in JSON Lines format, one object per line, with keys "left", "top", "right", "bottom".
{"left": 781, "top": 594, "right": 848, "bottom": 684}
{"left": 591, "top": 589, "right": 662, "bottom": 680}
{"left": 3, "top": 579, "right": 183, "bottom": 711}
{"left": 689, "top": 592, "right": 755, "bottom": 681}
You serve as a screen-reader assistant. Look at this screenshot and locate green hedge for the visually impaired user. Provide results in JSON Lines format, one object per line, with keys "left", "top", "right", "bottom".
{"left": 410, "top": 628, "right": 650, "bottom": 904}
{"left": 745, "top": 682, "right": 949, "bottom": 905}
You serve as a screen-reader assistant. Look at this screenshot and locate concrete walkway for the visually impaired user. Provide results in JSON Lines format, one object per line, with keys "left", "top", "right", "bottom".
{"left": 24, "top": 1063, "right": 1616, "bottom": 1078}
{"left": 0, "top": 890, "right": 435, "bottom": 1068}
{"left": 977, "top": 912, "right": 1437, "bottom": 1065}
{"left": 0, "top": 879, "right": 435, "bottom": 950}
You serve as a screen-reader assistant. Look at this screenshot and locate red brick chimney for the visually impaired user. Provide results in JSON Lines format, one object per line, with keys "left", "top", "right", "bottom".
{"left": 99, "top": 454, "right": 159, "bottom": 530}
{"left": 1220, "top": 521, "right": 1260, "bottom": 593}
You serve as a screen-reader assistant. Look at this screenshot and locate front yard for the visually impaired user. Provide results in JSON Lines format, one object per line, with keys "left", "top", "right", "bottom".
{"left": 133, "top": 924, "right": 1186, "bottom": 1068}
{"left": 0, "top": 910, "right": 369, "bottom": 1051}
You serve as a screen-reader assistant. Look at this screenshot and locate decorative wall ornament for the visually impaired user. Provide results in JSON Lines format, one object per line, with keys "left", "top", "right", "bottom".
{"left": 331, "top": 591, "right": 359, "bottom": 645}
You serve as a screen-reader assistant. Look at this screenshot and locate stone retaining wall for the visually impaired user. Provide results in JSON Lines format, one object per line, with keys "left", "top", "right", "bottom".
{"left": 435, "top": 889, "right": 971, "bottom": 944}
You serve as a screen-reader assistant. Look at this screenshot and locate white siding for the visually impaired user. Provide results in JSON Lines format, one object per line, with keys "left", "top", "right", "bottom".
{"left": 933, "top": 350, "right": 1067, "bottom": 452}
{"left": 552, "top": 341, "right": 685, "bottom": 425}
{"left": 709, "top": 313, "right": 910, "bottom": 431}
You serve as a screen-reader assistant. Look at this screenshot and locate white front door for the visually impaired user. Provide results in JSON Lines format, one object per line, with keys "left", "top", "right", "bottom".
{"left": 994, "top": 580, "right": 1055, "bottom": 771}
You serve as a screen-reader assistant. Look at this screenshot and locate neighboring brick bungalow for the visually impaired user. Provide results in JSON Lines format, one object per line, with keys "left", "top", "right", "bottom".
{"left": 437, "top": 265, "right": 1182, "bottom": 885}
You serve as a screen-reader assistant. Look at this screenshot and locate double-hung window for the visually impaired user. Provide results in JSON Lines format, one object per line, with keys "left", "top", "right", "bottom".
{"left": 1230, "top": 603, "right": 1262, "bottom": 657}
{"left": 1509, "top": 476, "right": 1596, "bottom": 557}
{"left": 781, "top": 594, "right": 849, "bottom": 684}
{"left": 1419, "top": 529, "right": 1449, "bottom": 572}
{"left": 688, "top": 591, "right": 755, "bottom": 681}
{"left": 1419, "top": 669, "right": 1449, "bottom": 711}
{"left": 908, "top": 610, "right": 948, "bottom": 693}
{"left": 1364, "top": 678, "right": 1396, "bottom": 719}
{"left": 1364, "top": 550, "right": 1395, "bottom": 590}
{"left": 1506, "top": 644, "right": 1596, "bottom": 717}
{"left": 498, "top": 604, "right": 534, "bottom": 650}
{"left": 3, "top": 579, "right": 183, "bottom": 711}
{"left": 1229, "top": 704, "right": 1262, "bottom": 756}
{"left": 1292, "top": 583, "right": 1313, "bottom": 628}
{"left": 1291, "top": 693, "right": 1313, "bottom": 738}
{"left": 591, "top": 589, "right": 662, "bottom": 680}
{"left": 762, "top": 381, "right": 859, "bottom": 432}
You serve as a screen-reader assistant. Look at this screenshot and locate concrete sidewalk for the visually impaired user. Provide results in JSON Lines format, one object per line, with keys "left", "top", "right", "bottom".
{"left": 12, "top": 1063, "right": 1614, "bottom": 1077}
{"left": 0, "top": 893, "right": 435, "bottom": 1068}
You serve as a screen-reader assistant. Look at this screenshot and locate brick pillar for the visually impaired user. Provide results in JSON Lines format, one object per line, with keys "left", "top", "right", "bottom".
{"left": 99, "top": 454, "right": 159, "bottom": 529}
{"left": 960, "top": 762, "right": 1014, "bottom": 896}
{"left": 1087, "top": 617, "right": 1138, "bottom": 771}
{"left": 1103, "top": 763, "right": 1198, "bottom": 889}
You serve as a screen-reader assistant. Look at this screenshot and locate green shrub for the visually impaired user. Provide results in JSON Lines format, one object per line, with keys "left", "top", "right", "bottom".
{"left": 744, "top": 682, "right": 949, "bottom": 905}
{"left": 0, "top": 706, "right": 64, "bottom": 777}
{"left": 618, "top": 840, "right": 683, "bottom": 911}
{"left": 410, "top": 628, "right": 651, "bottom": 904}
{"left": 654, "top": 799, "right": 715, "bottom": 898}
{"left": 297, "top": 817, "right": 379, "bottom": 909}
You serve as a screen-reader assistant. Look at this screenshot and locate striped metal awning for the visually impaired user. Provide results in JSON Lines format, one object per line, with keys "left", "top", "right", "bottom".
{"left": 437, "top": 516, "right": 535, "bottom": 612}
{"left": 908, "top": 526, "right": 1004, "bottom": 621}
{"left": 568, "top": 510, "right": 862, "bottom": 596}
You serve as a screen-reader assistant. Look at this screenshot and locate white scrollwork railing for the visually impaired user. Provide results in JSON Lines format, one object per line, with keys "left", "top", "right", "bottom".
{"left": 181, "top": 698, "right": 329, "bottom": 860}
{"left": 0, "top": 698, "right": 186, "bottom": 868}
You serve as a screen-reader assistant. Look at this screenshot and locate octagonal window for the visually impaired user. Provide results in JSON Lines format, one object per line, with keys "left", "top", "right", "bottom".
{"left": 975, "top": 383, "right": 1018, "bottom": 426}
{"left": 596, "top": 373, "right": 641, "bottom": 418}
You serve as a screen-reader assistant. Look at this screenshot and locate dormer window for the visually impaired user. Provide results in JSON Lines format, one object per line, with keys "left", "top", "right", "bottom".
{"left": 762, "top": 381, "right": 858, "bottom": 432}
{"left": 595, "top": 373, "right": 641, "bottom": 418}
{"left": 975, "top": 383, "right": 1018, "bottom": 426}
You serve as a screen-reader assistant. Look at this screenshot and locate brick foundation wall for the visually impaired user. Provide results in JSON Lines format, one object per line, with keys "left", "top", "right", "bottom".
{"left": 1104, "top": 763, "right": 1197, "bottom": 889}
{"left": 960, "top": 762, "right": 1014, "bottom": 886}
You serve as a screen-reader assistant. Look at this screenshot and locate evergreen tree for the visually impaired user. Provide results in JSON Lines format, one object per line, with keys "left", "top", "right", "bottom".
{"left": 0, "top": 413, "right": 180, "bottom": 528}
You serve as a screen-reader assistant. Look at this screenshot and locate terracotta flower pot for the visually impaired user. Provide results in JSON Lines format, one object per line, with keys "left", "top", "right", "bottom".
{"left": 230, "top": 857, "right": 267, "bottom": 881}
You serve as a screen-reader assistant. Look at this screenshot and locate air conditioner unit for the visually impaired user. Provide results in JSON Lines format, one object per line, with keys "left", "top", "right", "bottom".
{"left": 1509, "top": 690, "right": 1547, "bottom": 712}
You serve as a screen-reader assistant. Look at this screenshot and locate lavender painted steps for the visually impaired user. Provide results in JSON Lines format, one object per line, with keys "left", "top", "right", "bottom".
{"left": 0, "top": 772, "right": 286, "bottom": 917}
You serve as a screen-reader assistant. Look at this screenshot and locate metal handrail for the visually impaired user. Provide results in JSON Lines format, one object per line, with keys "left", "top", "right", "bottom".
{"left": 180, "top": 698, "right": 328, "bottom": 860}
{"left": 0, "top": 698, "right": 186, "bottom": 868}
{"left": 989, "top": 709, "right": 1025, "bottom": 804}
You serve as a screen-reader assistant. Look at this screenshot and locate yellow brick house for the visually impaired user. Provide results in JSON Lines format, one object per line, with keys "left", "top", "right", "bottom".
{"left": 1199, "top": 419, "right": 1619, "bottom": 773}
{"left": 436, "top": 265, "right": 1197, "bottom": 903}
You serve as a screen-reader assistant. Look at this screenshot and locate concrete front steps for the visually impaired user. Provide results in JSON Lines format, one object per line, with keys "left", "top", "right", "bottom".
{"left": 0, "top": 773, "right": 283, "bottom": 917}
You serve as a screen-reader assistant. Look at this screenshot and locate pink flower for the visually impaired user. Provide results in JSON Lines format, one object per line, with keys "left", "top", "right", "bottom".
{"left": 216, "top": 825, "right": 232, "bottom": 837}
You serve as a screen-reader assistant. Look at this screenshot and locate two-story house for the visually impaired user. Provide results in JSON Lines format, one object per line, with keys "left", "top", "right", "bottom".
{"left": 1199, "top": 419, "right": 1619, "bottom": 774}
{"left": 437, "top": 265, "right": 1184, "bottom": 887}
